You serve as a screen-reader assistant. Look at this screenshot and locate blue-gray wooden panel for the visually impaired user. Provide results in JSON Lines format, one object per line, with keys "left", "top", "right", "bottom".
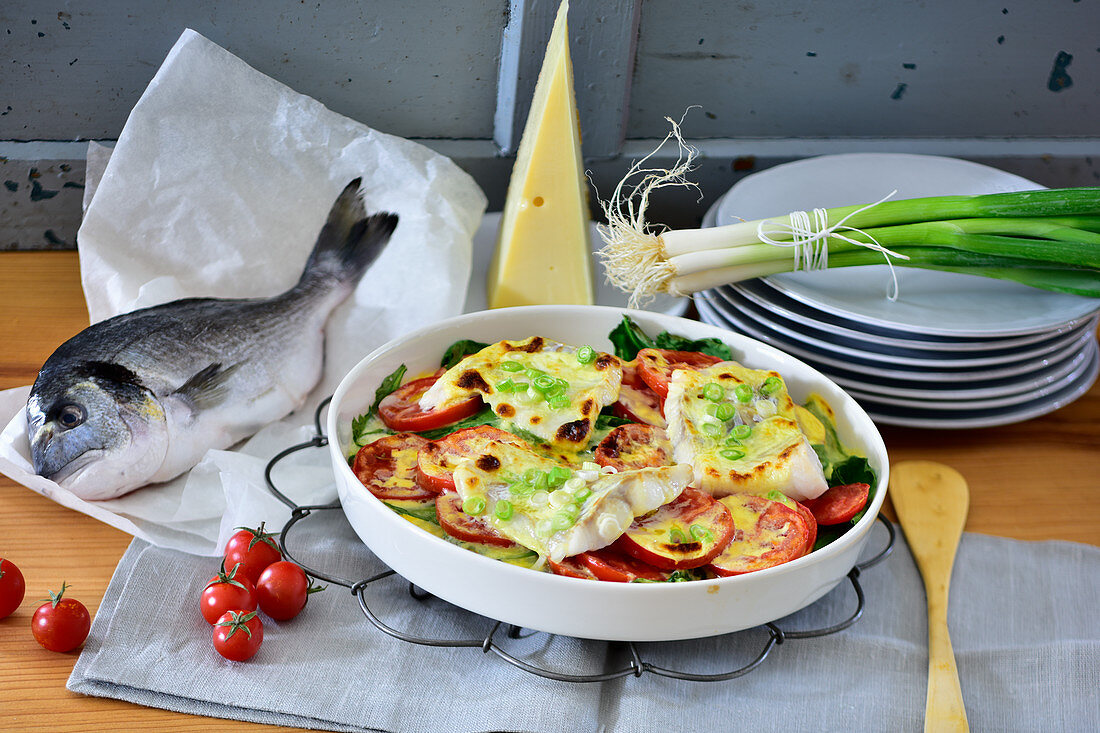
{"left": 628, "top": 0, "right": 1099, "bottom": 138}
{"left": 0, "top": 0, "right": 502, "bottom": 140}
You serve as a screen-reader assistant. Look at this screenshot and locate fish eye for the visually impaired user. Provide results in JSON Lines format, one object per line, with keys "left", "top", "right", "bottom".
{"left": 56, "top": 404, "right": 86, "bottom": 429}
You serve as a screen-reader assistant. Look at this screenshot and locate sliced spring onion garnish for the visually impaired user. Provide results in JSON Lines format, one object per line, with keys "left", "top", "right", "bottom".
{"left": 462, "top": 496, "right": 486, "bottom": 515}
{"left": 730, "top": 423, "right": 752, "bottom": 440}
{"left": 720, "top": 447, "right": 746, "bottom": 461}
{"left": 715, "top": 402, "right": 736, "bottom": 421}
{"left": 669, "top": 526, "right": 688, "bottom": 545}
{"left": 689, "top": 523, "right": 713, "bottom": 542}
{"left": 761, "top": 376, "right": 783, "bottom": 395}
{"left": 552, "top": 511, "right": 576, "bottom": 531}
{"left": 702, "top": 383, "right": 724, "bottom": 402}
{"left": 576, "top": 345, "right": 596, "bottom": 364}
{"left": 500, "top": 360, "right": 524, "bottom": 372}
{"left": 548, "top": 466, "right": 572, "bottom": 486}
{"left": 495, "top": 378, "right": 516, "bottom": 393}
{"left": 494, "top": 500, "right": 514, "bottom": 521}
{"left": 733, "top": 384, "right": 753, "bottom": 403}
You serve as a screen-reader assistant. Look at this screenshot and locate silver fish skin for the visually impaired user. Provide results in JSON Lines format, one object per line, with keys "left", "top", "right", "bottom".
{"left": 26, "top": 179, "right": 397, "bottom": 500}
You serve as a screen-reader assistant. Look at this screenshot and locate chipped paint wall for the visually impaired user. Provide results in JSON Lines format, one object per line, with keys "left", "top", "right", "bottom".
{"left": 1, "top": 0, "right": 1097, "bottom": 249}
{"left": 629, "top": 0, "right": 1098, "bottom": 138}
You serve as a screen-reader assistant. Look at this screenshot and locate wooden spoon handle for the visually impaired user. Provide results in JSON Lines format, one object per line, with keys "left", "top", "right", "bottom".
{"left": 925, "top": 584, "right": 968, "bottom": 732}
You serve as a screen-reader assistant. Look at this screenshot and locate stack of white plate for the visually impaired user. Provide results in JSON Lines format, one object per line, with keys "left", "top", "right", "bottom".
{"left": 696, "top": 154, "right": 1100, "bottom": 428}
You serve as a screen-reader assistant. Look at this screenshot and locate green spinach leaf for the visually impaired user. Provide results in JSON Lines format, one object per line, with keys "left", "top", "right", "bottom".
{"left": 440, "top": 339, "right": 489, "bottom": 370}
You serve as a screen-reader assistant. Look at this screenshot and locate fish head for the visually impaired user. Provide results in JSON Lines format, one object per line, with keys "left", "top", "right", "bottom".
{"left": 26, "top": 361, "right": 170, "bottom": 500}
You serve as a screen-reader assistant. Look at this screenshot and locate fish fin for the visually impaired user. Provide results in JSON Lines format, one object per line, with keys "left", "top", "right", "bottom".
{"left": 299, "top": 179, "right": 399, "bottom": 290}
{"left": 173, "top": 362, "right": 240, "bottom": 410}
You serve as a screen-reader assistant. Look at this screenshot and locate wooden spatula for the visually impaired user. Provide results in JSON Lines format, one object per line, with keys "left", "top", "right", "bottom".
{"left": 889, "top": 460, "right": 970, "bottom": 733}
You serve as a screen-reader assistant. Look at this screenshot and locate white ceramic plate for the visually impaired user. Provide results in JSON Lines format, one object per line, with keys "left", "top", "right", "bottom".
{"left": 827, "top": 344, "right": 1093, "bottom": 401}
{"left": 695, "top": 292, "right": 1095, "bottom": 383}
{"left": 327, "top": 306, "right": 888, "bottom": 642}
{"left": 710, "top": 286, "right": 1096, "bottom": 368}
{"left": 711, "top": 153, "right": 1100, "bottom": 337}
{"left": 843, "top": 342, "right": 1098, "bottom": 411}
{"left": 858, "top": 343, "right": 1099, "bottom": 429}
{"left": 465, "top": 212, "right": 688, "bottom": 317}
{"left": 728, "top": 280, "right": 1096, "bottom": 353}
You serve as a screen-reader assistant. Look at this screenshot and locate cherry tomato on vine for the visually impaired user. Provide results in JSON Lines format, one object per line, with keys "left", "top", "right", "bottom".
{"left": 200, "top": 560, "right": 257, "bottom": 625}
{"left": 212, "top": 609, "right": 263, "bottom": 662}
{"left": 223, "top": 522, "right": 282, "bottom": 584}
{"left": 31, "top": 582, "right": 90, "bottom": 653}
{"left": 0, "top": 558, "right": 25, "bottom": 619}
{"left": 256, "top": 561, "right": 325, "bottom": 621}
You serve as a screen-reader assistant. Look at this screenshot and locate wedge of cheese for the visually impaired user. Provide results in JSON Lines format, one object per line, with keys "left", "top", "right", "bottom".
{"left": 664, "top": 362, "right": 828, "bottom": 502}
{"left": 486, "top": 0, "right": 594, "bottom": 308}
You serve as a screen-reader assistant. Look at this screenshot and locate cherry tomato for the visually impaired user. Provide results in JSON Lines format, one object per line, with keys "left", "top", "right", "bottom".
{"left": 200, "top": 561, "right": 257, "bottom": 625}
{"left": 435, "top": 492, "right": 520, "bottom": 548}
{"left": 594, "top": 423, "right": 673, "bottom": 472}
{"left": 30, "top": 583, "right": 90, "bottom": 653}
{"left": 0, "top": 558, "right": 26, "bottom": 619}
{"left": 708, "top": 494, "right": 813, "bottom": 576}
{"left": 801, "top": 483, "right": 871, "bottom": 525}
{"left": 547, "top": 555, "right": 601, "bottom": 580}
{"left": 256, "top": 561, "right": 323, "bottom": 621}
{"left": 577, "top": 548, "right": 669, "bottom": 583}
{"left": 416, "top": 426, "right": 524, "bottom": 493}
{"left": 212, "top": 610, "right": 263, "bottom": 662}
{"left": 378, "top": 374, "right": 482, "bottom": 432}
{"left": 613, "top": 487, "right": 735, "bottom": 570}
{"left": 353, "top": 432, "right": 435, "bottom": 501}
{"left": 635, "top": 348, "right": 722, "bottom": 399}
{"left": 223, "top": 522, "right": 282, "bottom": 584}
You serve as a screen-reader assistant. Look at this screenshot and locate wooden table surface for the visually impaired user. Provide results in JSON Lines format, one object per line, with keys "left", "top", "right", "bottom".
{"left": 1, "top": 250, "right": 1097, "bottom": 731}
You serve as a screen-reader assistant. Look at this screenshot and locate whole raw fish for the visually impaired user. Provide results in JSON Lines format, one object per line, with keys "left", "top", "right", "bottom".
{"left": 26, "top": 179, "right": 397, "bottom": 500}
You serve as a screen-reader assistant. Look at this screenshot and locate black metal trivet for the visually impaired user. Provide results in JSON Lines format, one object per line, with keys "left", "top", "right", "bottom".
{"left": 263, "top": 397, "right": 895, "bottom": 683}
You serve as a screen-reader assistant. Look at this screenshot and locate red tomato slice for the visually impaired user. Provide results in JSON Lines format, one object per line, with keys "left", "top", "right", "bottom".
{"left": 594, "top": 423, "right": 673, "bottom": 472}
{"left": 635, "top": 348, "right": 723, "bottom": 399}
{"left": 794, "top": 500, "right": 819, "bottom": 556}
{"left": 707, "top": 494, "right": 813, "bottom": 576}
{"left": 416, "top": 426, "right": 525, "bottom": 493}
{"left": 801, "top": 483, "right": 870, "bottom": 525}
{"left": 352, "top": 433, "right": 435, "bottom": 501}
{"left": 435, "top": 493, "right": 518, "bottom": 548}
{"left": 547, "top": 556, "right": 601, "bottom": 580}
{"left": 377, "top": 374, "right": 482, "bottom": 432}
{"left": 577, "top": 548, "right": 669, "bottom": 583}
{"left": 613, "top": 487, "right": 735, "bottom": 570}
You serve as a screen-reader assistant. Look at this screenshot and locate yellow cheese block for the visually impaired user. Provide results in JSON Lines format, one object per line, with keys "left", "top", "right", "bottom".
{"left": 487, "top": 0, "right": 594, "bottom": 308}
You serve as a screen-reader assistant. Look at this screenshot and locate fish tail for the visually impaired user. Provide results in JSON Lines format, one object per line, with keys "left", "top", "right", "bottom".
{"left": 299, "top": 178, "right": 399, "bottom": 290}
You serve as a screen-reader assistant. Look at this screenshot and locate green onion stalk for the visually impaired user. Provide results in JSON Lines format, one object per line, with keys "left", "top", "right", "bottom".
{"left": 597, "top": 120, "right": 1100, "bottom": 306}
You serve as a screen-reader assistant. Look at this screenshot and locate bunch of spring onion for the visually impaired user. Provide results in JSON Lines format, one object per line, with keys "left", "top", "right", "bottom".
{"left": 598, "top": 120, "right": 1100, "bottom": 306}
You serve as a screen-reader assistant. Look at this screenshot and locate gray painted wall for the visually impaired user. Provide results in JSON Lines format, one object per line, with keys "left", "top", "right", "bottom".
{"left": 2, "top": 0, "right": 1097, "bottom": 250}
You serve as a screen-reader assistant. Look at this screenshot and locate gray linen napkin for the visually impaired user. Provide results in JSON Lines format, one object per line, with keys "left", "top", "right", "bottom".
{"left": 69, "top": 507, "right": 1099, "bottom": 733}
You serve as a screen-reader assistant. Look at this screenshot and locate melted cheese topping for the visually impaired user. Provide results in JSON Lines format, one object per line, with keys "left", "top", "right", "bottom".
{"left": 452, "top": 439, "right": 692, "bottom": 562}
{"left": 419, "top": 336, "right": 622, "bottom": 452}
{"left": 664, "top": 362, "right": 828, "bottom": 501}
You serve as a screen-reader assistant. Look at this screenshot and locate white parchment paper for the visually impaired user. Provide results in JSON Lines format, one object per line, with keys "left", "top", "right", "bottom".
{"left": 0, "top": 29, "right": 486, "bottom": 555}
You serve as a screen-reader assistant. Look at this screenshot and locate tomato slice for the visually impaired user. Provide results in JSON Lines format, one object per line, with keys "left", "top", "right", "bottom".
{"left": 613, "top": 487, "right": 735, "bottom": 570}
{"left": 707, "top": 494, "right": 813, "bottom": 576}
{"left": 416, "top": 425, "right": 525, "bottom": 493}
{"left": 801, "top": 482, "right": 870, "bottom": 525}
{"left": 577, "top": 548, "right": 669, "bottom": 583}
{"left": 352, "top": 433, "right": 435, "bottom": 501}
{"left": 635, "top": 348, "right": 723, "bottom": 399}
{"left": 435, "top": 493, "right": 518, "bottom": 548}
{"left": 547, "top": 556, "right": 600, "bottom": 580}
{"left": 377, "top": 374, "right": 482, "bottom": 432}
{"left": 594, "top": 423, "right": 674, "bottom": 471}
{"left": 794, "top": 500, "right": 818, "bottom": 556}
